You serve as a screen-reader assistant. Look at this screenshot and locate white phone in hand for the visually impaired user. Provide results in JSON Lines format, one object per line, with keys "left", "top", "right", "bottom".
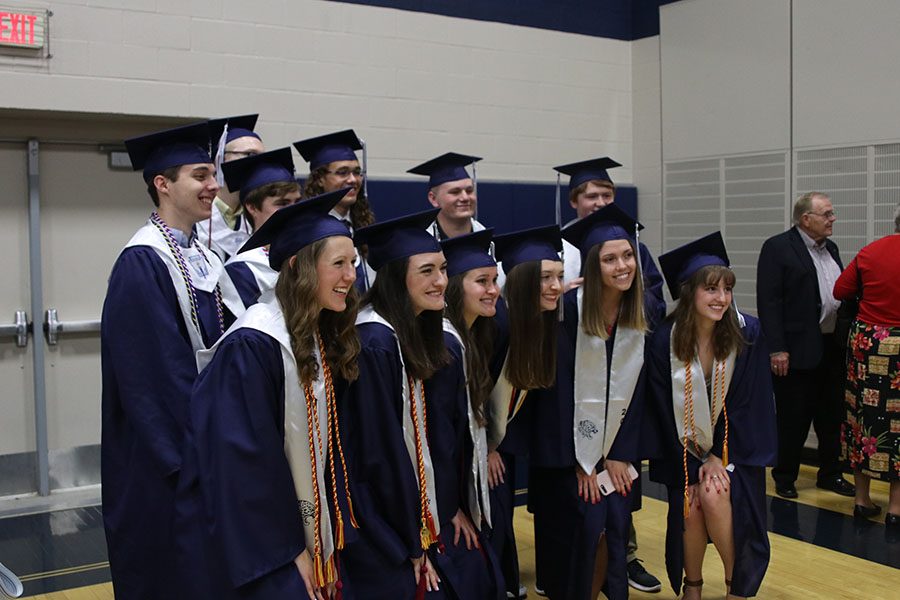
{"left": 596, "top": 464, "right": 640, "bottom": 496}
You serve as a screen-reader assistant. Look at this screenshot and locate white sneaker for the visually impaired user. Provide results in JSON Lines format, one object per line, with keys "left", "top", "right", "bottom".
{"left": 534, "top": 584, "right": 548, "bottom": 597}
{"left": 0, "top": 561, "right": 23, "bottom": 598}
{"left": 506, "top": 584, "right": 527, "bottom": 598}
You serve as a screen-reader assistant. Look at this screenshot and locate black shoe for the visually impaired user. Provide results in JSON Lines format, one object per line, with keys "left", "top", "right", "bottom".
{"left": 816, "top": 477, "right": 855, "bottom": 497}
{"left": 775, "top": 483, "right": 798, "bottom": 498}
{"left": 853, "top": 503, "right": 882, "bottom": 519}
{"left": 887, "top": 513, "right": 900, "bottom": 527}
{"left": 627, "top": 559, "right": 662, "bottom": 593}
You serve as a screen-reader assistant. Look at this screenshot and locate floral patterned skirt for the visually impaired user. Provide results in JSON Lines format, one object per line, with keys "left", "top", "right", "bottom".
{"left": 840, "top": 319, "right": 900, "bottom": 481}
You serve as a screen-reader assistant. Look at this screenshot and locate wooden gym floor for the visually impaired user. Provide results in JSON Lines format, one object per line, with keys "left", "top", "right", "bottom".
{"left": 7, "top": 464, "right": 898, "bottom": 599}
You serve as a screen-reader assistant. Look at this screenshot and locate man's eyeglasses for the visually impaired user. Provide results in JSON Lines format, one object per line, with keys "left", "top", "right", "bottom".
{"left": 805, "top": 210, "right": 836, "bottom": 220}
{"left": 326, "top": 167, "right": 364, "bottom": 179}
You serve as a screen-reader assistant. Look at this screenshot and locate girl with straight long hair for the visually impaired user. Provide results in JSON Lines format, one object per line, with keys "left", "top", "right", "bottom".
{"left": 486, "top": 225, "right": 565, "bottom": 599}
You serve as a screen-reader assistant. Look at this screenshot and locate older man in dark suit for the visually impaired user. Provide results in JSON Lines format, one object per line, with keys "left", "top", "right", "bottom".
{"left": 756, "top": 191, "right": 854, "bottom": 499}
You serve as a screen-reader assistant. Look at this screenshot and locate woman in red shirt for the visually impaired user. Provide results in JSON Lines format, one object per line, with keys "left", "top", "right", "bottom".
{"left": 833, "top": 205, "right": 900, "bottom": 529}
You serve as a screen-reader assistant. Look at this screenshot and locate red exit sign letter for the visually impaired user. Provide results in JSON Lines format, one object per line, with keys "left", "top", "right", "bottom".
{"left": 0, "top": 9, "right": 44, "bottom": 50}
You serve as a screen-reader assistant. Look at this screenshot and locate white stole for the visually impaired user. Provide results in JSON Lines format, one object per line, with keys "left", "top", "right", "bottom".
{"left": 669, "top": 324, "right": 737, "bottom": 460}
{"left": 486, "top": 353, "right": 528, "bottom": 451}
{"left": 573, "top": 288, "right": 644, "bottom": 474}
{"left": 196, "top": 198, "right": 252, "bottom": 260}
{"left": 219, "top": 247, "right": 279, "bottom": 317}
{"left": 124, "top": 221, "right": 223, "bottom": 355}
{"left": 197, "top": 292, "right": 336, "bottom": 565}
{"left": 442, "top": 319, "right": 492, "bottom": 530}
{"left": 355, "top": 306, "right": 441, "bottom": 537}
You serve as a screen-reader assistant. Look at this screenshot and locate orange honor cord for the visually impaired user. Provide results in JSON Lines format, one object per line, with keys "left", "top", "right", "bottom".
{"left": 303, "top": 374, "right": 328, "bottom": 587}
{"left": 318, "top": 334, "right": 358, "bottom": 558}
{"left": 682, "top": 361, "right": 700, "bottom": 519}
{"left": 712, "top": 360, "right": 730, "bottom": 468}
{"left": 407, "top": 375, "right": 439, "bottom": 550}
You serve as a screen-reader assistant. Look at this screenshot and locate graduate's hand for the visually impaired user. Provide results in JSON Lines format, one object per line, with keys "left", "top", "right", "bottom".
{"left": 576, "top": 465, "right": 601, "bottom": 504}
{"left": 293, "top": 549, "right": 326, "bottom": 600}
{"left": 451, "top": 509, "right": 480, "bottom": 550}
{"left": 699, "top": 454, "right": 730, "bottom": 495}
{"left": 604, "top": 459, "right": 633, "bottom": 496}
{"left": 411, "top": 554, "right": 441, "bottom": 592}
{"left": 770, "top": 351, "right": 789, "bottom": 376}
{"left": 565, "top": 277, "right": 584, "bottom": 292}
{"left": 487, "top": 450, "right": 506, "bottom": 489}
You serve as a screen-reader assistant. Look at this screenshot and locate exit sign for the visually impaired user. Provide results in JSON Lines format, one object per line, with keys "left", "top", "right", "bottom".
{"left": 0, "top": 8, "right": 46, "bottom": 50}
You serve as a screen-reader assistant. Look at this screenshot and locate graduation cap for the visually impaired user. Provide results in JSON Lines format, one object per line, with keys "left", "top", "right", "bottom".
{"left": 658, "top": 231, "right": 730, "bottom": 299}
{"left": 408, "top": 152, "right": 482, "bottom": 189}
{"left": 493, "top": 225, "right": 562, "bottom": 272}
{"left": 561, "top": 204, "right": 643, "bottom": 263}
{"left": 353, "top": 208, "right": 442, "bottom": 271}
{"left": 554, "top": 157, "right": 622, "bottom": 191}
{"left": 440, "top": 228, "right": 496, "bottom": 277}
{"left": 125, "top": 121, "right": 213, "bottom": 183}
{"left": 293, "top": 129, "right": 364, "bottom": 170}
{"left": 240, "top": 188, "right": 353, "bottom": 271}
{"left": 208, "top": 114, "right": 260, "bottom": 146}
{"left": 221, "top": 147, "right": 296, "bottom": 203}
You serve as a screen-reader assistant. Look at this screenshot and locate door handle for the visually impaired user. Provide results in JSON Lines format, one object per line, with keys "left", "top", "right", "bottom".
{"left": 0, "top": 310, "right": 31, "bottom": 347}
{"left": 43, "top": 309, "right": 102, "bottom": 345}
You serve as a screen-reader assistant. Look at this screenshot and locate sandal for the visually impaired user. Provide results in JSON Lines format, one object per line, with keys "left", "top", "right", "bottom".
{"left": 681, "top": 577, "right": 703, "bottom": 599}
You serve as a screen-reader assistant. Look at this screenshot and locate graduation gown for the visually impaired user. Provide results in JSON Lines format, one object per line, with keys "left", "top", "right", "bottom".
{"left": 528, "top": 289, "right": 656, "bottom": 600}
{"left": 482, "top": 297, "right": 529, "bottom": 597}
{"left": 425, "top": 330, "right": 505, "bottom": 600}
{"left": 341, "top": 320, "right": 446, "bottom": 600}
{"left": 101, "top": 236, "right": 224, "bottom": 600}
{"left": 172, "top": 311, "right": 357, "bottom": 599}
{"left": 644, "top": 315, "right": 777, "bottom": 598}
{"left": 220, "top": 246, "right": 279, "bottom": 315}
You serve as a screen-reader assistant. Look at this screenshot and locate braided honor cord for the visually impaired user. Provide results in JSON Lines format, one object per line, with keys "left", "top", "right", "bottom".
{"left": 407, "top": 375, "right": 439, "bottom": 550}
{"left": 150, "top": 213, "right": 225, "bottom": 337}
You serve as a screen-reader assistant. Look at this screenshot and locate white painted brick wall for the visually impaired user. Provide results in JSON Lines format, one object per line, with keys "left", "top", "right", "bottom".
{"left": 631, "top": 35, "right": 663, "bottom": 258}
{"left": 0, "top": 0, "right": 634, "bottom": 185}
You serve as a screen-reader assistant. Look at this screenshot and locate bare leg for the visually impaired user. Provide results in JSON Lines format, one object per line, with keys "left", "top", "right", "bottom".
{"left": 854, "top": 472, "right": 875, "bottom": 507}
{"left": 590, "top": 533, "right": 608, "bottom": 600}
{"left": 682, "top": 486, "right": 706, "bottom": 600}
{"left": 889, "top": 481, "right": 900, "bottom": 516}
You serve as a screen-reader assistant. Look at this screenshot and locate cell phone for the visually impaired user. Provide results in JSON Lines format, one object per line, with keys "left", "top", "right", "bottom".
{"left": 596, "top": 464, "right": 640, "bottom": 496}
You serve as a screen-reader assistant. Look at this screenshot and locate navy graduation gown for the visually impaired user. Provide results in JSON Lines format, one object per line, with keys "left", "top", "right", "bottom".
{"left": 173, "top": 329, "right": 327, "bottom": 599}
{"left": 425, "top": 332, "right": 505, "bottom": 600}
{"left": 342, "top": 322, "right": 446, "bottom": 599}
{"left": 637, "top": 242, "right": 666, "bottom": 321}
{"left": 225, "top": 261, "right": 264, "bottom": 308}
{"left": 644, "top": 315, "right": 777, "bottom": 598}
{"left": 483, "top": 296, "right": 525, "bottom": 597}
{"left": 100, "top": 246, "right": 222, "bottom": 600}
{"left": 528, "top": 289, "right": 656, "bottom": 600}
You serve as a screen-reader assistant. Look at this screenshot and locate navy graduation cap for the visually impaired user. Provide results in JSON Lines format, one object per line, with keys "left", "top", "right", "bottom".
{"left": 561, "top": 204, "right": 643, "bottom": 262}
{"left": 658, "top": 231, "right": 730, "bottom": 299}
{"left": 240, "top": 188, "right": 352, "bottom": 271}
{"left": 208, "top": 113, "right": 260, "bottom": 145}
{"left": 293, "top": 129, "right": 363, "bottom": 170}
{"left": 221, "top": 147, "right": 296, "bottom": 203}
{"left": 125, "top": 121, "right": 213, "bottom": 183}
{"left": 407, "top": 152, "right": 482, "bottom": 188}
{"left": 440, "top": 228, "right": 496, "bottom": 277}
{"left": 353, "top": 208, "right": 442, "bottom": 271}
{"left": 493, "top": 225, "right": 562, "bottom": 272}
{"left": 554, "top": 157, "right": 622, "bottom": 191}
